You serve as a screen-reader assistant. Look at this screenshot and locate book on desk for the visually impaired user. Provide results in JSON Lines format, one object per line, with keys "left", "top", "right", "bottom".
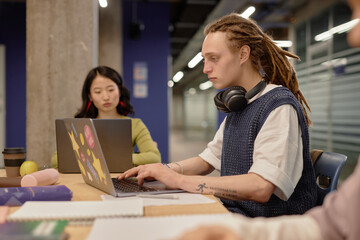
{"left": 0, "top": 185, "right": 73, "bottom": 206}
{"left": 0, "top": 220, "right": 68, "bottom": 240}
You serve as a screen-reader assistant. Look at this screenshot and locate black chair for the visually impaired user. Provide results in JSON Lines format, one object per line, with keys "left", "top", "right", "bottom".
{"left": 311, "top": 150, "right": 347, "bottom": 205}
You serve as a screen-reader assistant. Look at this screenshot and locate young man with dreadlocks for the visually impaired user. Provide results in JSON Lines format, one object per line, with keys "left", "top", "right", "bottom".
{"left": 119, "top": 13, "right": 317, "bottom": 217}
{"left": 175, "top": 1, "right": 360, "bottom": 239}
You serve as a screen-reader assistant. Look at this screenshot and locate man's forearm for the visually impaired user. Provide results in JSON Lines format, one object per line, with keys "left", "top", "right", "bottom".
{"left": 169, "top": 156, "right": 214, "bottom": 175}
{"left": 176, "top": 173, "right": 275, "bottom": 202}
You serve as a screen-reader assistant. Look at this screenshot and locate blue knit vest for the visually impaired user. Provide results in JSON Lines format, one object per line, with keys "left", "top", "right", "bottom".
{"left": 221, "top": 87, "right": 317, "bottom": 217}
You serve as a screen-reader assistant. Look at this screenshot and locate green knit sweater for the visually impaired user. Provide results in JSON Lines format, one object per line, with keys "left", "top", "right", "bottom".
{"left": 126, "top": 116, "right": 161, "bottom": 165}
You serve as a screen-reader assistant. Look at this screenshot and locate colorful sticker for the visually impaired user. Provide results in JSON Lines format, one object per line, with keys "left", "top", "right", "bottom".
{"left": 77, "top": 159, "right": 86, "bottom": 176}
{"left": 87, "top": 159, "right": 99, "bottom": 183}
{"left": 71, "top": 123, "right": 78, "bottom": 137}
{"left": 80, "top": 152, "right": 86, "bottom": 163}
{"left": 87, "top": 171, "right": 93, "bottom": 182}
{"left": 84, "top": 125, "right": 95, "bottom": 149}
{"left": 67, "top": 130, "right": 80, "bottom": 159}
{"left": 91, "top": 151, "right": 106, "bottom": 184}
{"left": 80, "top": 133, "right": 85, "bottom": 146}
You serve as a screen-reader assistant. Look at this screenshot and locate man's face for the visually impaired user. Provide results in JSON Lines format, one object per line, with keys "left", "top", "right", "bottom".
{"left": 201, "top": 32, "right": 243, "bottom": 90}
{"left": 347, "top": 0, "right": 360, "bottom": 47}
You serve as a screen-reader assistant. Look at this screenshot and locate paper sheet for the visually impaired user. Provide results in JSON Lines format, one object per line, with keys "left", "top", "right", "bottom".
{"left": 87, "top": 213, "right": 234, "bottom": 240}
{"left": 100, "top": 193, "right": 217, "bottom": 206}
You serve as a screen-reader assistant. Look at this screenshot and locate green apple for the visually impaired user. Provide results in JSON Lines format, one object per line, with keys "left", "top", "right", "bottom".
{"left": 20, "top": 160, "right": 39, "bottom": 176}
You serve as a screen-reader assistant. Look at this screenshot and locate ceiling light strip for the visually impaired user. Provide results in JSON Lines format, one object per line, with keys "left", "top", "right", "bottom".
{"left": 188, "top": 52, "right": 203, "bottom": 69}
{"left": 315, "top": 18, "right": 360, "bottom": 42}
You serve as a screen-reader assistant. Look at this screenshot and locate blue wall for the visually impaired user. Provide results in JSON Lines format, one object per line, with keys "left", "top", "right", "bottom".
{"left": 122, "top": 1, "right": 170, "bottom": 162}
{"left": 0, "top": 1, "right": 170, "bottom": 161}
{"left": 0, "top": 2, "right": 26, "bottom": 149}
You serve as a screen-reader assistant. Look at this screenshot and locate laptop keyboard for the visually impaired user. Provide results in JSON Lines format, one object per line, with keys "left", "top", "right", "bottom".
{"left": 112, "top": 178, "right": 157, "bottom": 193}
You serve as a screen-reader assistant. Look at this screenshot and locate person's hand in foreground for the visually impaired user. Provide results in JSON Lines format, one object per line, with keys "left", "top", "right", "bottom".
{"left": 175, "top": 225, "right": 241, "bottom": 240}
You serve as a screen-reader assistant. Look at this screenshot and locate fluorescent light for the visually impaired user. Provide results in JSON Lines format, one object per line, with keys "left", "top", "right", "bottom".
{"left": 173, "top": 71, "right": 184, "bottom": 82}
{"left": 99, "top": 0, "right": 108, "bottom": 8}
{"left": 199, "top": 81, "right": 213, "bottom": 90}
{"left": 168, "top": 81, "right": 174, "bottom": 88}
{"left": 321, "top": 58, "right": 347, "bottom": 67}
{"left": 188, "top": 88, "right": 196, "bottom": 95}
{"left": 274, "top": 40, "right": 293, "bottom": 48}
{"left": 188, "top": 52, "right": 203, "bottom": 68}
{"left": 315, "top": 19, "right": 360, "bottom": 42}
{"left": 98, "top": 0, "right": 108, "bottom": 8}
{"left": 333, "top": 19, "right": 360, "bottom": 34}
{"left": 240, "top": 6, "right": 256, "bottom": 19}
{"left": 315, "top": 31, "right": 332, "bottom": 42}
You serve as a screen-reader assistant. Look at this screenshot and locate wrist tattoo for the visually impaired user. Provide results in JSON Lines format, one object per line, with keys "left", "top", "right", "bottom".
{"left": 196, "top": 183, "right": 208, "bottom": 193}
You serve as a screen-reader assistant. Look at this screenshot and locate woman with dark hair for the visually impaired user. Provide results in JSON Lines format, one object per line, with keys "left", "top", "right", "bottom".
{"left": 53, "top": 66, "right": 161, "bottom": 168}
{"left": 77, "top": 66, "right": 160, "bottom": 165}
{"left": 75, "top": 66, "right": 134, "bottom": 119}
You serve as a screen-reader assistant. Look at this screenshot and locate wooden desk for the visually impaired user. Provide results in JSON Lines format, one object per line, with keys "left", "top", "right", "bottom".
{"left": 1, "top": 170, "right": 228, "bottom": 240}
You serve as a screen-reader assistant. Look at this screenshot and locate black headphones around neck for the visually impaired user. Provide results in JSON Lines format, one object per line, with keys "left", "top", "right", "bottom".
{"left": 214, "top": 80, "right": 267, "bottom": 113}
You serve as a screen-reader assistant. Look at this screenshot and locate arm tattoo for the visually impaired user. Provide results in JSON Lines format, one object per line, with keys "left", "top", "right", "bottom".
{"left": 196, "top": 183, "right": 208, "bottom": 193}
{"left": 209, "top": 186, "right": 238, "bottom": 199}
{"left": 212, "top": 191, "right": 238, "bottom": 199}
{"left": 195, "top": 184, "right": 238, "bottom": 199}
{"left": 209, "top": 186, "right": 237, "bottom": 193}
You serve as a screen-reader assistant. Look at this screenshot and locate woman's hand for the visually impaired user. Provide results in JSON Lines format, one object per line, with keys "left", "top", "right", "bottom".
{"left": 117, "top": 163, "right": 182, "bottom": 189}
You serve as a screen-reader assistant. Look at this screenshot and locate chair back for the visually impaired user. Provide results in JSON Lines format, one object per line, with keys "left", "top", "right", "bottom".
{"left": 311, "top": 150, "right": 347, "bottom": 205}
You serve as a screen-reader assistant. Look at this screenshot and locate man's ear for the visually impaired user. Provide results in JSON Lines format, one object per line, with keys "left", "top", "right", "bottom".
{"left": 239, "top": 45, "right": 250, "bottom": 64}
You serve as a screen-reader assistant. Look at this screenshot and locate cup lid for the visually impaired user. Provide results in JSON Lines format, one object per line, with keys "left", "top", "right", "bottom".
{"left": 2, "top": 147, "right": 26, "bottom": 154}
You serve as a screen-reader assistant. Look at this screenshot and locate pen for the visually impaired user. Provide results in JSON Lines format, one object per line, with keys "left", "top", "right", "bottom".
{"left": 136, "top": 194, "right": 179, "bottom": 200}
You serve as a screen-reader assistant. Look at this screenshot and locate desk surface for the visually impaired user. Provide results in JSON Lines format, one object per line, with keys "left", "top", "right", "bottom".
{"left": 1, "top": 170, "right": 228, "bottom": 240}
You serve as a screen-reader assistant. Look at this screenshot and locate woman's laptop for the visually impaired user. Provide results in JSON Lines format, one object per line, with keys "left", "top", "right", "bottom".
{"left": 62, "top": 118, "right": 184, "bottom": 197}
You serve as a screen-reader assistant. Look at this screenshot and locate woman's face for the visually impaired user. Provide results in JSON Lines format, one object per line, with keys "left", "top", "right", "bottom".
{"left": 89, "top": 74, "right": 120, "bottom": 115}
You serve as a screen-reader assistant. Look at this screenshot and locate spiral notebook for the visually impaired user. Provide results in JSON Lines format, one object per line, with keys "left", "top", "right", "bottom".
{"left": 7, "top": 198, "right": 143, "bottom": 223}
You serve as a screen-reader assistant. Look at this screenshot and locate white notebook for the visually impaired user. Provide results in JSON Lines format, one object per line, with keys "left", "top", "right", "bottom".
{"left": 7, "top": 199, "right": 143, "bottom": 222}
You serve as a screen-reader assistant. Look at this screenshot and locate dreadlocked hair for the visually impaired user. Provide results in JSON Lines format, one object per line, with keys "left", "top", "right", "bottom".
{"left": 204, "top": 13, "right": 311, "bottom": 126}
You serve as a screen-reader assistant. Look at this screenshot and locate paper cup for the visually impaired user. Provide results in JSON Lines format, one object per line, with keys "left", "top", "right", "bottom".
{"left": 2, "top": 148, "right": 26, "bottom": 177}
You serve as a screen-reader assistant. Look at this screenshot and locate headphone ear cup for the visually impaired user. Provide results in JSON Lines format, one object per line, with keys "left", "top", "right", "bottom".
{"left": 222, "top": 86, "right": 247, "bottom": 112}
{"left": 214, "top": 91, "right": 230, "bottom": 113}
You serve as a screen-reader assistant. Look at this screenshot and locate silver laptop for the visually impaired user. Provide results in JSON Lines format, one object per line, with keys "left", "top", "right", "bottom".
{"left": 56, "top": 119, "right": 133, "bottom": 173}
{"left": 62, "top": 118, "right": 184, "bottom": 197}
